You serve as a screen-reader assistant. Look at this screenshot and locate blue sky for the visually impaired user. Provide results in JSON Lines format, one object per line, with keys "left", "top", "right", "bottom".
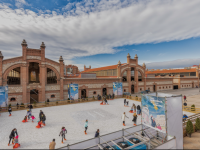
{"left": 0, "top": 0, "right": 200, "bottom": 70}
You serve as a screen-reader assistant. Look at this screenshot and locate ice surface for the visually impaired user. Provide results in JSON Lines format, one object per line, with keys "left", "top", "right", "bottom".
{"left": 0, "top": 98, "right": 193, "bottom": 149}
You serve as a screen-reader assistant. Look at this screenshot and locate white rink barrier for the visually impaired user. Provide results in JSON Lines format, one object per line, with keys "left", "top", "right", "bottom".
{"left": 58, "top": 124, "right": 175, "bottom": 149}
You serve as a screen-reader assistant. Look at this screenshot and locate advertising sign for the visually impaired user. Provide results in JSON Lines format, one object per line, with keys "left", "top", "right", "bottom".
{"left": 113, "top": 82, "right": 123, "bottom": 95}
{"left": 68, "top": 84, "right": 78, "bottom": 100}
{"left": 0, "top": 85, "right": 8, "bottom": 107}
{"left": 141, "top": 95, "right": 166, "bottom": 133}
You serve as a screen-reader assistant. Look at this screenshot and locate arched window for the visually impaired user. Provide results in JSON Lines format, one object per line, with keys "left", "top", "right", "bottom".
{"left": 29, "top": 62, "right": 40, "bottom": 84}
{"left": 138, "top": 71, "right": 142, "bottom": 81}
{"left": 122, "top": 71, "right": 127, "bottom": 82}
{"left": 93, "top": 91, "right": 96, "bottom": 95}
{"left": 10, "top": 97, "right": 16, "bottom": 101}
{"left": 7, "top": 67, "right": 20, "bottom": 85}
{"left": 47, "top": 68, "right": 57, "bottom": 84}
{"left": 51, "top": 95, "right": 55, "bottom": 98}
{"left": 131, "top": 68, "right": 134, "bottom": 81}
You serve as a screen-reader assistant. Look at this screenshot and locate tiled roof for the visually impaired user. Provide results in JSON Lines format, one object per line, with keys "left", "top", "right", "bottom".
{"left": 81, "top": 63, "right": 126, "bottom": 73}
{"left": 146, "top": 68, "right": 196, "bottom": 74}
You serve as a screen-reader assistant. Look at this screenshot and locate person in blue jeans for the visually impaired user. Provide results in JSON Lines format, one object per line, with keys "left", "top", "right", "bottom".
{"left": 137, "top": 105, "right": 141, "bottom": 115}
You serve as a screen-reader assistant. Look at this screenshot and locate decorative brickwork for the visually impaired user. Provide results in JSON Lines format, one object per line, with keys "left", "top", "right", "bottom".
{"left": 45, "top": 85, "right": 60, "bottom": 91}
{"left": 8, "top": 86, "right": 23, "bottom": 93}
{"left": 27, "top": 56, "right": 41, "bottom": 60}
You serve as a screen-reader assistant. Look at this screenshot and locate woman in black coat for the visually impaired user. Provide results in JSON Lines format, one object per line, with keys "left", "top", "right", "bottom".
{"left": 8, "top": 128, "right": 18, "bottom": 145}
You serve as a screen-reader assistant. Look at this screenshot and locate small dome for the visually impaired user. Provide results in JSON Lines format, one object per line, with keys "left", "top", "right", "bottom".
{"left": 135, "top": 54, "right": 138, "bottom": 58}
{"left": 118, "top": 60, "right": 121, "bottom": 65}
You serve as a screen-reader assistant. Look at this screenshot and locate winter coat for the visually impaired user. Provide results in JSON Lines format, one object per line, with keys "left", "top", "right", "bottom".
{"left": 122, "top": 114, "right": 128, "bottom": 121}
{"left": 132, "top": 115, "right": 137, "bottom": 122}
{"left": 59, "top": 129, "right": 67, "bottom": 136}
{"left": 39, "top": 111, "right": 43, "bottom": 118}
{"left": 133, "top": 105, "right": 136, "bottom": 110}
{"left": 40, "top": 114, "right": 46, "bottom": 122}
{"left": 8, "top": 107, "right": 12, "bottom": 112}
{"left": 9, "top": 130, "right": 18, "bottom": 138}
{"left": 124, "top": 99, "right": 126, "bottom": 103}
{"left": 95, "top": 131, "right": 99, "bottom": 137}
{"left": 49, "top": 141, "right": 56, "bottom": 149}
{"left": 84, "top": 122, "right": 88, "bottom": 127}
{"left": 137, "top": 105, "right": 140, "bottom": 110}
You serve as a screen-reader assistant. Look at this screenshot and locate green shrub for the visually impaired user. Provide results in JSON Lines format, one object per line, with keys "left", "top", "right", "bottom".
{"left": 191, "top": 104, "right": 195, "bottom": 107}
{"left": 8, "top": 104, "right": 11, "bottom": 107}
{"left": 136, "top": 95, "right": 138, "bottom": 97}
{"left": 56, "top": 101, "right": 58, "bottom": 104}
{"left": 186, "top": 120, "right": 194, "bottom": 134}
{"left": 195, "top": 118, "right": 200, "bottom": 131}
{"left": 21, "top": 103, "right": 24, "bottom": 105}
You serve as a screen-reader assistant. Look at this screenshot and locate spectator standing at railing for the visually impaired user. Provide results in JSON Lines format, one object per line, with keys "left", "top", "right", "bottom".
{"left": 49, "top": 139, "right": 56, "bottom": 149}
{"left": 16, "top": 103, "right": 19, "bottom": 109}
{"left": 183, "top": 114, "right": 188, "bottom": 121}
{"left": 94, "top": 129, "right": 100, "bottom": 137}
{"left": 184, "top": 95, "right": 187, "bottom": 102}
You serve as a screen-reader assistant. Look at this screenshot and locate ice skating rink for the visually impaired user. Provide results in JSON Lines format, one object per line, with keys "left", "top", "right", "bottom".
{"left": 0, "top": 98, "right": 193, "bottom": 149}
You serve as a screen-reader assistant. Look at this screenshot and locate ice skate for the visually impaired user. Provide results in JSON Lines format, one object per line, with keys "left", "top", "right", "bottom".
{"left": 64, "top": 138, "right": 67, "bottom": 141}
{"left": 134, "top": 124, "right": 136, "bottom": 126}
{"left": 8, "top": 143, "right": 10, "bottom": 146}
{"left": 123, "top": 123, "right": 125, "bottom": 126}
{"left": 61, "top": 141, "right": 63, "bottom": 144}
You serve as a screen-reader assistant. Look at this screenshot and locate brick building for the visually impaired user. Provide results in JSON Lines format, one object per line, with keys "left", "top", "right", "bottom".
{"left": 0, "top": 40, "right": 199, "bottom": 105}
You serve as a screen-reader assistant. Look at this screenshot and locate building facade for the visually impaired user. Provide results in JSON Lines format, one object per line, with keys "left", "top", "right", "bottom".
{"left": 0, "top": 40, "right": 199, "bottom": 105}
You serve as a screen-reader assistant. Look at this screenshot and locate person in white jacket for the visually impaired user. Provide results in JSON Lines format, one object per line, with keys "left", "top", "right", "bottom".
{"left": 122, "top": 112, "right": 129, "bottom": 126}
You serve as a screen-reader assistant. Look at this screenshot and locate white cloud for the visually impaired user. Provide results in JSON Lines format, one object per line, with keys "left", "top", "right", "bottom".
{"left": 15, "top": 0, "right": 29, "bottom": 8}
{"left": 0, "top": 0, "right": 200, "bottom": 68}
{"left": 146, "top": 58, "right": 200, "bottom": 69}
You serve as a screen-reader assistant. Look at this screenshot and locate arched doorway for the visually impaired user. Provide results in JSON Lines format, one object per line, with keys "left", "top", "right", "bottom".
{"left": 30, "top": 89, "right": 38, "bottom": 103}
{"left": 102, "top": 88, "right": 107, "bottom": 96}
{"left": 131, "top": 85, "right": 134, "bottom": 94}
{"left": 153, "top": 85, "right": 156, "bottom": 92}
{"left": 122, "top": 71, "right": 127, "bottom": 82}
{"left": 81, "top": 89, "right": 86, "bottom": 98}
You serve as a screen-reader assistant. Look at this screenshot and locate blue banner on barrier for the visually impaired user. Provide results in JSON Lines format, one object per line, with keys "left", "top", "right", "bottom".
{"left": 0, "top": 85, "right": 8, "bottom": 107}
{"left": 68, "top": 84, "right": 79, "bottom": 100}
{"left": 113, "top": 82, "right": 123, "bottom": 96}
{"left": 141, "top": 95, "right": 166, "bottom": 133}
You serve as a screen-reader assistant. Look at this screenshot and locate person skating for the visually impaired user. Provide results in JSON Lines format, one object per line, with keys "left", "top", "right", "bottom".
{"left": 27, "top": 110, "right": 32, "bottom": 120}
{"left": 13, "top": 135, "right": 20, "bottom": 149}
{"left": 84, "top": 120, "right": 88, "bottom": 135}
{"left": 49, "top": 139, "right": 56, "bottom": 149}
{"left": 94, "top": 129, "right": 100, "bottom": 137}
{"left": 122, "top": 112, "right": 129, "bottom": 126}
{"left": 22, "top": 116, "right": 28, "bottom": 123}
{"left": 184, "top": 95, "right": 187, "bottom": 102}
{"left": 40, "top": 113, "right": 46, "bottom": 126}
{"left": 8, "top": 106, "right": 12, "bottom": 116}
{"left": 132, "top": 113, "right": 137, "bottom": 126}
{"left": 129, "top": 104, "right": 134, "bottom": 113}
{"left": 126, "top": 101, "right": 129, "bottom": 106}
{"left": 133, "top": 104, "right": 136, "bottom": 113}
{"left": 8, "top": 128, "right": 18, "bottom": 146}
{"left": 124, "top": 99, "right": 126, "bottom": 106}
{"left": 36, "top": 121, "right": 43, "bottom": 128}
{"left": 59, "top": 127, "right": 67, "bottom": 143}
{"left": 137, "top": 105, "right": 141, "bottom": 115}
{"left": 39, "top": 110, "right": 43, "bottom": 121}
{"left": 31, "top": 115, "right": 36, "bottom": 122}
{"left": 104, "top": 99, "right": 109, "bottom": 105}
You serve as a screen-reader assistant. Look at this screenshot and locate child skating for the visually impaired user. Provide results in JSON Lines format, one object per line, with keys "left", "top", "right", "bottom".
{"left": 122, "top": 112, "right": 129, "bottom": 126}
{"left": 36, "top": 121, "right": 43, "bottom": 128}
{"left": 84, "top": 120, "right": 88, "bottom": 135}
{"left": 31, "top": 115, "right": 36, "bottom": 122}
{"left": 129, "top": 104, "right": 134, "bottom": 113}
{"left": 132, "top": 113, "right": 137, "bottom": 126}
{"left": 27, "top": 110, "right": 32, "bottom": 120}
{"left": 22, "top": 116, "right": 28, "bottom": 123}
{"left": 104, "top": 99, "right": 109, "bottom": 105}
{"left": 8, "top": 106, "right": 12, "bottom": 116}
{"left": 13, "top": 136, "right": 20, "bottom": 149}
{"left": 59, "top": 127, "right": 67, "bottom": 143}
